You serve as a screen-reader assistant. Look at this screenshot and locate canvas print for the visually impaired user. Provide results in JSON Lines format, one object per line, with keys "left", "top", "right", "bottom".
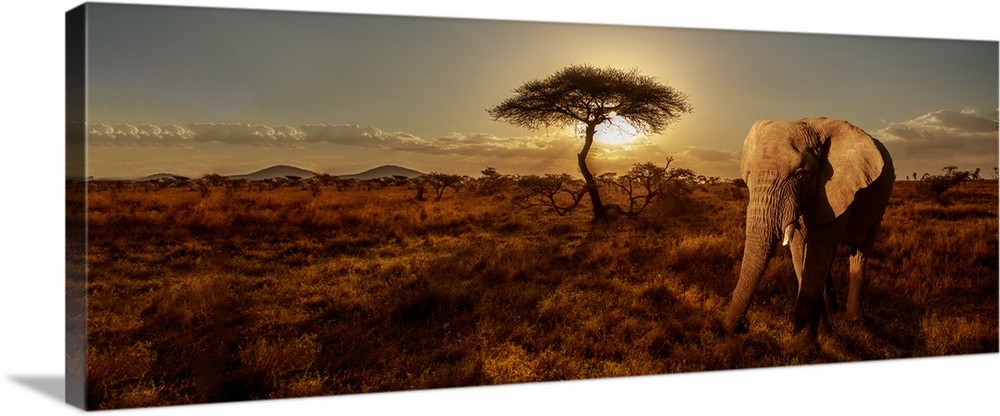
{"left": 65, "top": 3, "right": 999, "bottom": 410}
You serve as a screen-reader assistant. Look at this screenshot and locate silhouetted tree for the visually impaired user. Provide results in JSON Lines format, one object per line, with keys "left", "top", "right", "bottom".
{"left": 131, "top": 180, "right": 152, "bottom": 193}
{"left": 225, "top": 179, "right": 247, "bottom": 193}
{"left": 312, "top": 173, "right": 337, "bottom": 186}
{"left": 512, "top": 174, "right": 589, "bottom": 216}
{"left": 424, "top": 172, "right": 465, "bottom": 200}
{"left": 695, "top": 175, "right": 721, "bottom": 185}
{"left": 196, "top": 179, "right": 211, "bottom": 197}
{"left": 172, "top": 176, "right": 193, "bottom": 190}
{"left": 488, "top": 64, "right": 692, "bottom": 221}
{"left": 410, "top": 177, "right": 430, "bottom": 201}
{"left": 597, "top": 157, "right": 694, "bottom": 216}
{"left": 251, "top": 179, "right": 273, "bottom": 192}
{"left": 200, "top": 173, "right": 227, "bottom": 187}
{"left": 919, "top": 166, "right": 974, "bottom": 205}
{"left": 391, "top": 175, "right": 411, "bottom": 187}
{"left": 476, "top": 167, "right": 515, "bottom": 196}
{"left": 305, "top": 177, "right": 322, "bottom": 196}
{"left": 971, "top": 168, "right": 981, "bottom": 180}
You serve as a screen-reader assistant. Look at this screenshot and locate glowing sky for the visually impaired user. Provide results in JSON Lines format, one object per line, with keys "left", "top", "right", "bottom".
{"left": 81, "top": 3, "right": 998, "bottom": 179}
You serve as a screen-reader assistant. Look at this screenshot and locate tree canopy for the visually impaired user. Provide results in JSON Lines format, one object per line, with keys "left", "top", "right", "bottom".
{"left": 487, "top": 64, "right": 692, "bottom": 134}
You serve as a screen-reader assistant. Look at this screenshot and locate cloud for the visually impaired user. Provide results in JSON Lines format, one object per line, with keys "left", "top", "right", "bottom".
{"left": 187, "top": 123, "right": 305, "bottom": 148}
{"left": 877, "top": 109, "right": 997, "bottom": 145}
{"left": 299, "top": 124, "right": 389, "bottom": 145}
{"left": 88, "top": 122, "right": 308, "bottom": 148}
{"left": 425, "top": 132, "right": 578, "bottom": 158}
{"left": 84, "top": 120, "right": 587, "bottom": 166}
{"left": 874, "top": 108, "right": 999, "bottom": 173}
{"left": 299, "top": 124, "right": 578, "bottom": 158}
{"left": 87, "top": 123, "right": 194, "bottom": 148}
{"left": 912, "top": 109, "right": 997, "bottom": 133}
{"left": 299, "top": 124, "right": 429, "bottom": 153}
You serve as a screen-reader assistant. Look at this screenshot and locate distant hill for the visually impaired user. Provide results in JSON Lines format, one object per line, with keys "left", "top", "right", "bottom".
{"left": 127, "top": 164, "right": 423, "bottom": 182}
{"left": 340, "top": 165, "right": 424, "bottom": 180}
{"left": 228, "top": 165, "right": 317, "bottom": 181}
{"left": 137, "top": 173, "right": 189, "bottom": 181}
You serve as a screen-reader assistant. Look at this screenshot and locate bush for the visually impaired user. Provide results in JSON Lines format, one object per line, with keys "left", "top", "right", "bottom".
{"left": 919, "top": 166, "right": 973, "bottom": 204}
{"left": 597, "top": 157, "right": 695, "bottom": 217}
{"left": 475, "top": 167, "right": 516, "bottom": 196}
{"left": 511, "top": 174, "right": 588, "bottom": 216}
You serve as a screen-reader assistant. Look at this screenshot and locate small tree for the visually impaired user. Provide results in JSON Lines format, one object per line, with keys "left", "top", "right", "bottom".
{"left": 476, "top": 167, "right": 515, "bottom": 196}
{"left": 410, "top": 177, "right": 429, "bottom": 201}
{"left": 306, "top": 178, "right": 322, "bottom": 197}
{"left": 332, "top": 177, "right": 356, "bottom": 192}
{"left": 512, "top": 174, "right": 589, "bottom": 216}
{"left": 391, "top": 175, "right": 411, "bottom": 187}
{"left": 919, "top": 166, "right": 973, "bottom": 205}
{"left": 313, "top": 173, "right": 337, "bottom": 186}
{"left": 195, "top": 179, "right": 211, "bottom": 197}
{"left": 200, "top": 173, "right": 227, "bottom": 187}
{"left": 285, "top": 175, "right": 304, "bottom": 189}
{"left": 224, "top": 179, "right": 247, "bottom": 193}
{"left": 489, "top": 64, "right": 692, "bottom": 221}
{"left": 410, "top": 173, "right": 464, "bottom": 201}
{"left": 597, "top": 158, "right": 694, "bottom": 216}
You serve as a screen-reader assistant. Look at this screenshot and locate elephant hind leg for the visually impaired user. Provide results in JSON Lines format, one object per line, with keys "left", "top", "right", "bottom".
{"left": 846, "top": 249, "right": 866, "bottom": 322}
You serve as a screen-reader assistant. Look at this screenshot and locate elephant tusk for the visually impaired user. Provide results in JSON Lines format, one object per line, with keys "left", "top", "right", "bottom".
{"left": 781, "top": 223, "right": 796, "bottom": 246}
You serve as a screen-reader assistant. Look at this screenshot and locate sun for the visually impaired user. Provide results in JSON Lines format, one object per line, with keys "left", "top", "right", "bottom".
{"left": 593, "top": 113, "right": 642, "bottom": 145}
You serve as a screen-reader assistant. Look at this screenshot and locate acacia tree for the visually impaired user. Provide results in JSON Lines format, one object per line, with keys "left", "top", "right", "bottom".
{"left": 597, "top": 157, "right": 695, "bottom": 216}
{"left": 488, "top": 64, "right": 692, "bottom": 220}
{"left": 512, "top": 173, "right": 589, "bottom": 216}
{"left": 919, "top": 165, "right": 974, "bottom": 205}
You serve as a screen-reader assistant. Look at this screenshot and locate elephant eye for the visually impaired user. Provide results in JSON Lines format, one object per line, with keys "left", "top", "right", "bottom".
{"left": 793, "top": 168, "right": 808, "bottom": 179}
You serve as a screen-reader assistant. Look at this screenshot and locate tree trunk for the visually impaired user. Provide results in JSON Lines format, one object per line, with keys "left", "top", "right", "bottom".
{"left": 579, "top": 123, "right": 606, "bottom": 220}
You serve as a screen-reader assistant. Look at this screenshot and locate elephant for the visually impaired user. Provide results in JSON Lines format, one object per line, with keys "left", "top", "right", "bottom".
{"left": 722, "top": 117, "right": 894, "bottom": 349}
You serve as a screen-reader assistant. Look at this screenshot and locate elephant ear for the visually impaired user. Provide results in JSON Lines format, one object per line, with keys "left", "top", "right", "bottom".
{"left": 740, "top": 119, "right": 772, "bottom": 182}
{"left": 808, "top": 118, "right": 885, "bottom": 224}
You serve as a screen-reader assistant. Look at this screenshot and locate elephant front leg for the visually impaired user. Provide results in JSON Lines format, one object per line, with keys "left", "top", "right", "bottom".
{"left": 791, "top": 239, "right": 839, "bottom": 350}
{"left": 791, "top": 278, "right": 825, "bottom": 350}
{"left": 846, "top": 250, "right": 866, "bottom": 322}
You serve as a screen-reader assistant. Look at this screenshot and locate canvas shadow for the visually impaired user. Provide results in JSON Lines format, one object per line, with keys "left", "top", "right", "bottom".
{"left": 9, "top": 375, "right": 64, "bottom": 403}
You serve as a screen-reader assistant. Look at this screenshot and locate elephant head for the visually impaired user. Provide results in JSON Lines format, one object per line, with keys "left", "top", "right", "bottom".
{"left": 722, "top": 117, "right": 887, "bottom": 335}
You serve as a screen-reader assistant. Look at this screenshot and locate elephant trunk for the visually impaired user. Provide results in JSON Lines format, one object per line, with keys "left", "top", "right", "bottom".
{"left": 723, "top": 182, "right": 784, "bottom": 332}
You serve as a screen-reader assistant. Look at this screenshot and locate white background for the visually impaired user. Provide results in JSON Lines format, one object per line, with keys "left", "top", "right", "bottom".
{"left": 1, "top": 1, "right": 997, "bottom": 415}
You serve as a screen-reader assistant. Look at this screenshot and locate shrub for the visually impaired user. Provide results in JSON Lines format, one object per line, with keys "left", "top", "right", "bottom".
{"left": 919, "top": 166, "right": 973, "bottom": 204}
{"left": 511, "top": 173, "right": 588, "bottom": 216}
{"left": 411, "top": 172, "right": 466, "bottom": 201}
{"left": 597, "top": 158, "right": 695, "bottom": 217}
{"left": 475, "top": 167, "right": 515, "bottom": 196}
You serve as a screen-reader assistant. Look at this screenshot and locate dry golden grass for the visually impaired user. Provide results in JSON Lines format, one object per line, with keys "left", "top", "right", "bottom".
{"left": 75, "top": 180, "right": 998, "bottom": 409}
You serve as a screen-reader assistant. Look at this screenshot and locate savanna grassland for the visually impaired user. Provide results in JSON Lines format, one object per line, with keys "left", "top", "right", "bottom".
{"left": 68, "top": 175, "right": 999, "bottom": 410}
